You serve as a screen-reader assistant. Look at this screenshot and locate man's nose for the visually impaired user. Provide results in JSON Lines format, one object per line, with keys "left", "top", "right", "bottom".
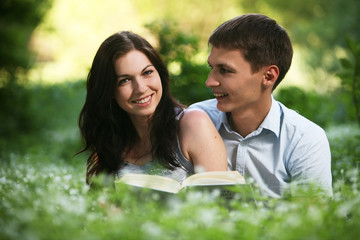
{"left": 205, "top": 71, "right": 220, "bottom": 88}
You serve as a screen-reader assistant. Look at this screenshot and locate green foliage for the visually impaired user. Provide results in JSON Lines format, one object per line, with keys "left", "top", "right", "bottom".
{"left": 0, "top": 81, "right": 85, "bottom": 158}
{"left": 327, "top": 125, "right": 360, "bottom": 184}
{"left": 145, "top": 21, "right": 212, "bottom": 105}
{"left": 274, "top": 86, "right": 356, "bottom": 128}
{"left": 275, "top": 86, "right": 331, "bottom": 127}
{"left": 0, "top": 0, "right": 53, "bottom": 84}
{"left": 338, "top": 38, "right": 360, "bottom": 125}
{"left": 239, "top": 0, "right": 360, "bottom": 75}
{"left": 0, "top": 83, "right": 37, "bottom": 137}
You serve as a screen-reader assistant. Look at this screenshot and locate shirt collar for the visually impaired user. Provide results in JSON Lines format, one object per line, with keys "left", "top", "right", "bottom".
{"left": 259, "top": 96, "right": 281, "bottom": 138}
{"left": 213, "top": 111, "right": 227, "bottom": 130}
{"left": 218, "top": 96, "right": 281, "bottom": 138}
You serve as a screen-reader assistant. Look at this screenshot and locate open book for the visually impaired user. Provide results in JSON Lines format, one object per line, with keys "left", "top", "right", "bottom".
{"left": 115, "top": 171, "right": 246, "bottom": 194}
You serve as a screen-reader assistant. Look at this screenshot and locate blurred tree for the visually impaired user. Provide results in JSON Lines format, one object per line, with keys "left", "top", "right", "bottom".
{"left": 239, "top": 0, "right": 360, "bottom": 82}
{"left": 132, "top": 0, "right": 240, "bottom": 45}
{"left": 145, "top": 21, "right": 212, "bottom": 105}
{"left": 0, "top": 0, "right": 53, "bottom": 85}
{"left": 274, "top": 86, "right": 355, "bottom": 127}
{"left": 0, "top": 0, "right": 53, "bottom": 138}
{"left": 274, "top": 75, "right": 358, "bottom": 127}
{"left": 338, "top": 38, "right": 360, "bottom": 125}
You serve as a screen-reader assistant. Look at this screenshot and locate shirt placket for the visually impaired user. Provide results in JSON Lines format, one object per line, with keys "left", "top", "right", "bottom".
{"left": 235, "top": 140, "right": 247, "bottom": 176}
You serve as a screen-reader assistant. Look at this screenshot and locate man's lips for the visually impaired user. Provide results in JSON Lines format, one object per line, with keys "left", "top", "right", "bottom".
{"left": 214, "top": 92, "right": 229, "bottom": 98}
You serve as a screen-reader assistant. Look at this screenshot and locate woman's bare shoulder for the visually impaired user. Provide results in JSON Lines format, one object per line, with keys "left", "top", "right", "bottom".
{"left": 179, "top": 109, "right": 211, "bottom": 126}
{"left": 178, "top": 108, "right": 217, "bottom": 138}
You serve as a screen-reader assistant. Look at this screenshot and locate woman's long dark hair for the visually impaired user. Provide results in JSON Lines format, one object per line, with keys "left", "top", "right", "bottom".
{"left": 78, "top": 31, "right": 182, "bottom": 184}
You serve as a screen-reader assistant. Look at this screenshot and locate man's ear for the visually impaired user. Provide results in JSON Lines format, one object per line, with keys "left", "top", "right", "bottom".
{"left": 263, "top": 65, "right": 279, "bottom": 89}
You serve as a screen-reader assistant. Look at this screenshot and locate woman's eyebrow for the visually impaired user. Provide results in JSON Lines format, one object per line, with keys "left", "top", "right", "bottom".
{"left": 117, "top": 64, "right": 154, "bottom": 78}
{"left": 142, "top": 64, "right": 153, "bottom": 72}
{"left": 117, "top": 74, "right": 130, "bottom": 79}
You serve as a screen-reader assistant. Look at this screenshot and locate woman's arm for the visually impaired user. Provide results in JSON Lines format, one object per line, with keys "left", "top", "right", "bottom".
{"left": 178, "top": 109, "right": 228, "bottom": 172}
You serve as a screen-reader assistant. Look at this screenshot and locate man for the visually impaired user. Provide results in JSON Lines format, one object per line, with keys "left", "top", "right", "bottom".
{"left": 189, "top": 14, "right": 332, "bottom": 197}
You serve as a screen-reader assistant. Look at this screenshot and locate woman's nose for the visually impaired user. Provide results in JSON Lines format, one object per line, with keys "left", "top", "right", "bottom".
{"left": 133, "top": 78, "right": 147, "bottom": 93}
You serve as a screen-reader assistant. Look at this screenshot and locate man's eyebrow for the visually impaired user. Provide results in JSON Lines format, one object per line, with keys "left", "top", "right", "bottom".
{"left": 209, "top": 62, "right": 233, "bottom": 69}
{"left": 217, "top": 63, "right": 228, "bottom": 68}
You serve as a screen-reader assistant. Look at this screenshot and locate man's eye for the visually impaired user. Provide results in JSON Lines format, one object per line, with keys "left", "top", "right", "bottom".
{"left": 220, "top": 68, "right": 230, "bottom": 74}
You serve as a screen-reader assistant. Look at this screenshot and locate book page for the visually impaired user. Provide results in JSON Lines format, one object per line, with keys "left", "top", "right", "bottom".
{"left": 117, "top": 173, "right": 182, "bottom": 193}
{"left": 182, "top": 171, "right": 245, "bottom": 187}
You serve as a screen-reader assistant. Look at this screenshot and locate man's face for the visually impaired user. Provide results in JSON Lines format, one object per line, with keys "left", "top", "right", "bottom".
{"left": 206, "top": 46, "right": 267, "bottom": 114}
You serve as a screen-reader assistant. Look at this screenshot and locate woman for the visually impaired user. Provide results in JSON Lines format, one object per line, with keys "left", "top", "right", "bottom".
{"left": 78, "top": 31, "right": 227, "bottom": 184}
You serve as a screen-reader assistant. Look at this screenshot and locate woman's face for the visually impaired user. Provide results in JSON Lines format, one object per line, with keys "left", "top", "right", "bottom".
{"left": 113, "top": 50, "right": 162, "bottom": 121}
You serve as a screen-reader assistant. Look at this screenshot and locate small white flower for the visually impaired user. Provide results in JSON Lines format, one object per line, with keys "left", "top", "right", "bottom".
{"left": 141, "top": 221, "right": 163, "bottom": 238}
{"left": 69, "top": 188, "right": 78, "bottom": 195}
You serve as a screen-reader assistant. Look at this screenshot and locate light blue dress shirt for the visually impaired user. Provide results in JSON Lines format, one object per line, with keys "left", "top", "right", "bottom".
{"left": 189, "top": 97, "right": 332, "bottom": 197}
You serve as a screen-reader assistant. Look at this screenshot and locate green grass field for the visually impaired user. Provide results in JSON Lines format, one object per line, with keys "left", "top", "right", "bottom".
{"left": 1, "top": 82, "right": 359, "bottom": 240}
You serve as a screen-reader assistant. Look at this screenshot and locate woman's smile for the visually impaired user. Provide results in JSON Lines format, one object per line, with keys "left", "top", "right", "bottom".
{"left": 132, "top": 94, "right": 153, "bottom": 105}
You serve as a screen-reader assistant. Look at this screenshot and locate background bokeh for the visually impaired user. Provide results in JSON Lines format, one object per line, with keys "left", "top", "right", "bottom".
{"left": 0, "top": 0, "right": 359, "bottom": 158}
{"left": 1, "top": 0, "right": 359, "bottom": 127}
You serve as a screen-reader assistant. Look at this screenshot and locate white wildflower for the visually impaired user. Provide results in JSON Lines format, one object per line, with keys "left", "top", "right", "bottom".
{"left": 63, "top": 174, "right": 72, "bottom": 181}
{"left": 54, "top": 176, "right": 61, "bottom": 183}
{"left": 69, "top": 188, "right": 78, "bottom": 195}
{"left": 197, "top": 208, "right": 219, "bottom": 227}
{"left": 284, "top": 214, "right": 301, "bottom": 227}
{"left": 0, "top": 176, "right": 7, "bottom": 185}
{"left": 141, "top": 221, "right": 163, "bottom": 238}
{"left": 307, "top": 206, "right": 322, "bottom": 222}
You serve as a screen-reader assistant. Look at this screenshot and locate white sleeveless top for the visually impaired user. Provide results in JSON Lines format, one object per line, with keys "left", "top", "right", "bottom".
{"left": 117, "top": 109, "right": 194, "bottom": 182}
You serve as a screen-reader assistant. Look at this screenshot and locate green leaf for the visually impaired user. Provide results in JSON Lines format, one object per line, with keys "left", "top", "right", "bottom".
{"left": 337, "top": 72, "right": 351, "bottom": 81}
{"left": 346, "top": 37, "right": 357, "bottom": 54}
{"left": 339, "top": 58, "right": 354, "bottom": 70}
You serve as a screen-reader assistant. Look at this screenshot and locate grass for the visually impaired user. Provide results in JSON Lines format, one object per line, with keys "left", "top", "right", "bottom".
{"left": 1, "top": 82, "right": 360, "bottom": 239}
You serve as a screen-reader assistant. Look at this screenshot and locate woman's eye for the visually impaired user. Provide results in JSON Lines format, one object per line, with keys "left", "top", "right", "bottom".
{"left": 118, "top": 78, "right": 129, "bottom": 85}
{"left": 144, "top": 70, "right": 153, "bottom": 76}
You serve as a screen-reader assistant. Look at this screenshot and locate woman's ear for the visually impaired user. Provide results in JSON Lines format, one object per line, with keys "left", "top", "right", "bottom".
{"left": 263, "top": 65, "right": 279, "bottom": 89}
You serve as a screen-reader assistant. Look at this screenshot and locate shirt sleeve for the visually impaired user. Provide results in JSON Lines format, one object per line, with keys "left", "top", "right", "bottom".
{"left": 287, "top": 125, "right": 333, "bottom": 196}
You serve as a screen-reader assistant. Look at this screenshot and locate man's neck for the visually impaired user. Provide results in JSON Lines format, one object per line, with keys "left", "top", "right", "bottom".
{"left": 229, "top": 98, "right": 272, "bottom": 138}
